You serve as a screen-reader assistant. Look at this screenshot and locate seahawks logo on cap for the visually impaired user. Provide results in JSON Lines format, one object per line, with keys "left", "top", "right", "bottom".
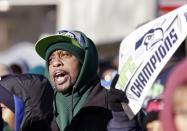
{"left": 58, "top": 30, "right": 85, "bottom": 48}
{"left": 58, "top": 30, "right": 78, "bottom": 41}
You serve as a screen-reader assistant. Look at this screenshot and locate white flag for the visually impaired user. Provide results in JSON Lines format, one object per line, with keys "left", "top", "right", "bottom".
{"left": 116, "top": 4, "right": 187, "bottom": 119}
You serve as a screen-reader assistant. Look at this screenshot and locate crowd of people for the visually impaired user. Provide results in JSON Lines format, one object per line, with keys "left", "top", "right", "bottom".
{"left": 0, "top": 29, "right": 187, "bottom": 131}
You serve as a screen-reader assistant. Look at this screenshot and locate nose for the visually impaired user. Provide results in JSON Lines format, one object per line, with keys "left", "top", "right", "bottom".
{"left": 52, "top": 58, "right": 64, "bottom": 68}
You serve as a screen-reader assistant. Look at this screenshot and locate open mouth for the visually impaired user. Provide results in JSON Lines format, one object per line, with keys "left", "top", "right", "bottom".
{"left": 53, "top": 70, "right": 68, "bottom": 85}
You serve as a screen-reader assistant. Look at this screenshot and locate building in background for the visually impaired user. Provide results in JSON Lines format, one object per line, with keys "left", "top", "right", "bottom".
{"left": 57, "top": 0, "right": 157, "bottom": 60}
{"left": 0, "top": 0, "right": 162, "bottom": 67}
{"left": 0, "top": 0, "right": 57, "bottom": 67}
{"left": 158, "top": 0, "right": 187, "bottom": 16}
{"left": 0, "top": 0, "right": 57, "bottom": 50}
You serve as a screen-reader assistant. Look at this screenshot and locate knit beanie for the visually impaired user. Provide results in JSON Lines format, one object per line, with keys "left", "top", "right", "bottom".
{"left": 35, "top": 30, "right": 86, "bottom": 64}
{"left": 45, "top": 42, "right": 85, "bottom": 64}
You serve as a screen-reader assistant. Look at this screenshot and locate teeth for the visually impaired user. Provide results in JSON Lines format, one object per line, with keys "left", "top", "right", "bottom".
{"left": 54, "top": 70, "right": 65, "bottom": 77}
{"left": 53, "top": 70, "right": 67, "bottom": 85}
{"left": 54, "top": 73, "right": 68, "bottom": 85}
{"left": 56, "top": 72, "right": 61, "bottom": 75}
{"left": 55, "top": 72, "right": 62, "bottom": 77}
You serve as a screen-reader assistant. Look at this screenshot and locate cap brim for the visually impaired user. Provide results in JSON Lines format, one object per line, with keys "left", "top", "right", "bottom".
{"left": 35, "top": 34, "right": 73, "bottom": 59}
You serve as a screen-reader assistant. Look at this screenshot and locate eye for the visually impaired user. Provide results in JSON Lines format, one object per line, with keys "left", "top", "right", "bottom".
{"left": 48, "top": 56, "right": 55, "bottom": 65}
{"left": 61, "top": 51, "right": 72, "bottom": 59}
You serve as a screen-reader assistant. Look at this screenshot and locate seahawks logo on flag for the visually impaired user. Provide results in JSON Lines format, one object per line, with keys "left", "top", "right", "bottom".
{"left": 135, "top": 28, "right": 164, "bottom": 51}
{"left": 116, "top": 4, "right": 187, "bottom": 119}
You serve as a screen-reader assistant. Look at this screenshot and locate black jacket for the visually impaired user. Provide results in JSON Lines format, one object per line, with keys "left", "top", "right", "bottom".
{"left": 66, "top": 82, "right": 144, "bottom": 131}
{"left": 0, "top": 74, "right": 59, "bottom": 131}
{"left": 66, "top": 82, "right": 111, "bottom": 131}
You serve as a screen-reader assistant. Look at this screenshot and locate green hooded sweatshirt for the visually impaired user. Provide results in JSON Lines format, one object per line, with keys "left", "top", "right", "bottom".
{"left": 45, "top": 31, "right": 99, "bottom": 131}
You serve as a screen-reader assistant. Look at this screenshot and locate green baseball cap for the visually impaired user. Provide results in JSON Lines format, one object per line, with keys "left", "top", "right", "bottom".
{"left": 35, "top": 30, "right": 85, "bottom": 60}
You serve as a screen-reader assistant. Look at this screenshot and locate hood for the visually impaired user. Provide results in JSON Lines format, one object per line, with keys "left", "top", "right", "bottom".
{"left": 72, "top": 31, "right": 99, "bottom": 92}
{"left": 160, "top": 58, "right": 187, "bottom": 131}
{"left": 0, "top": 84, "right": 15, "bottom": 113}
{"left": 0, "top": 74, "right": 54, "bottom": 130}
{"left": 0, "top": 83, "right": 24, "bottom": 131}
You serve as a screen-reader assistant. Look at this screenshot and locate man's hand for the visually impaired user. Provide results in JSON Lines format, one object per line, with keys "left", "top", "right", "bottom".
{"left": 108, "top": 74, "right": 129, "bottom": 112}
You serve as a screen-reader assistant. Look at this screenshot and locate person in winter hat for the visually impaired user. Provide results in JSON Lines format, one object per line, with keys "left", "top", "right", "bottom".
{"left": 35, "top": 30, "right": 144, "bottom": 131}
